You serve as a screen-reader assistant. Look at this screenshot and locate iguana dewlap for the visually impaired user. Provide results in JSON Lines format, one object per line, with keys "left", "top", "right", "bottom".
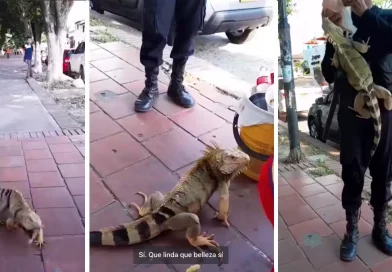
{"left": 90, "top": 145, "right": 250, "bottom": 260}
{"left": 322, "top": 16, "right": 392, "bottom": 157}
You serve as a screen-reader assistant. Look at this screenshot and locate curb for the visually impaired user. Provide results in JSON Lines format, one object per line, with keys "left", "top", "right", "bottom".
{"left": 0, "top": 129, "right": 85, "bottom": 140}
{"left": 90, "top": 21, "right": 253, "bottom": 99}
{"left": 26, "top": 78, "right": 82, "bottom": 130}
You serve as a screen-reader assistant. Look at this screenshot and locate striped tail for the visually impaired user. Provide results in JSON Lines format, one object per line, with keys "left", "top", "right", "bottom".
{"left": 90, "top": 205, "right": 177, "bottom": 246}
{"left": 364, "top": 92, "right": 381, "bottom": 158}
{"left": 90, "top": 215, "right": 161, "bottom": 246}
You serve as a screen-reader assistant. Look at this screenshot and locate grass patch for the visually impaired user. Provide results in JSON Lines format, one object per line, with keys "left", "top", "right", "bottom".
{"left": 307, "top": 159, "right": 334, "bottom": 177}
{"left": 90, "top": 18, "right": 106, "bottom": 27}
{"left": 91, "top": 30, "right": 119, "bottom": 43}
{"left": 278, "top": 134, "right": 289, "bottom": 145}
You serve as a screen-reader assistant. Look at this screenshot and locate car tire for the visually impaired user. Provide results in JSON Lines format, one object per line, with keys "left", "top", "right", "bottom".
{"left": 225, "top": 29, "right": 256, "bottom": 44}
{"left": 80, "top": 65, "right": 85, "bottom": 83}
{"left": 91, "top": 0, "right": 104, "bottom": 14}
{"left": 309, "top": 118, "right": 322, "bottom": 141}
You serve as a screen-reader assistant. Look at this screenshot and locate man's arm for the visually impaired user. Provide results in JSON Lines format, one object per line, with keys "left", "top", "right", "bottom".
{"left": 352, "top": 6, "right": 392, "bottom": 55}
{"left": 321, "top": 41, "right": 337, "bottom": 84}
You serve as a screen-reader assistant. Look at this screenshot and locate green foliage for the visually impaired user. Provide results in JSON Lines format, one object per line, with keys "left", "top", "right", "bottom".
{"left": 373, "top": 0, "right": 392, "bottom": 8}
{"left": 278, "top": 0, "right": 296, "bottom": 18}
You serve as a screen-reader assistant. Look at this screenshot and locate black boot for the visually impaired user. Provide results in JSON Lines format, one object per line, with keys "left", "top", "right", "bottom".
{"left": 167, "top": 60, "right": 195, "bottom": 108}
{"left": 134, "top": 67, "right": 160, "bottom": 112}
{"left": 340, "top": 210, "right": 360, "bottom": 261}
{"left": 372, "top": 207, "right": 392, "bottom": 255}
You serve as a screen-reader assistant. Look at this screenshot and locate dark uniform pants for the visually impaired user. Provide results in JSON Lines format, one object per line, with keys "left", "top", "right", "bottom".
{"left": 140, "top": 0, "right": 206, "bottom": 69}
{"left": 338, "top": 85, "right": 392, "bottom": 212}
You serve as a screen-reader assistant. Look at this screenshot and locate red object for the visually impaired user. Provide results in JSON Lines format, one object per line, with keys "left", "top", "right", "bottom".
{"left": 258, "top": 156, "right": 274, "bottom": 226}
{"left": 63, "top": 49, "right": 72, "bottom": 73}
{"left": 257, "top": 75, "right": 270, "bottom": 86}
{"left": 270, "top": 72, "right": 274, "bottom": 85}
{"left": 258, "top": 156, "right": 274, "bottom": 272}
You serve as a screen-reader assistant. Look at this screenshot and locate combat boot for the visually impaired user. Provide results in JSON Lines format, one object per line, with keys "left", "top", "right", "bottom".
{"left": 167, "top": 59, "right": 195, "bottom": 108}
{"left": 340, "top": 210, "right": 360, "bottom": 261}
{"left": 372, "top": 207, "right": 392, "bottom": 255}
{"left": 134, "top": 67, "right": 160, "bottom": 112}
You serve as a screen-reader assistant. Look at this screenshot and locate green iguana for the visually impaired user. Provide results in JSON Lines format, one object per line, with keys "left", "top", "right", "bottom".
{"left": 90, "top": 145, "right": 250, "bottom": 257}
{"left": 321, "top": 16, "right": 392, "bottom": 157}
{"left": 0, "top": 188, "right": 45, "bottom": 248}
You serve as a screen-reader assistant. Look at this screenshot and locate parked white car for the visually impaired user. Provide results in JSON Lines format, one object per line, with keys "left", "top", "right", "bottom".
{"left": 69, "top": 42, "right": 85, "bottom": 82}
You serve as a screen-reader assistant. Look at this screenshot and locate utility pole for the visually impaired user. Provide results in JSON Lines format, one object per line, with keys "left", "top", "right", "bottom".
{"left": 278, "top": 0, "right": 303, "bottom": 163}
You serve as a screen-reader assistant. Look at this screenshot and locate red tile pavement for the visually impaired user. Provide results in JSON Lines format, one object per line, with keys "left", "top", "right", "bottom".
{"left": 278, "top": 167, "right": 392, "bottom": 271}
{"left": 89, "top": 41, "right": 273, "bottom": 272}
{"left": 0, "top": 135, "right": 85, "bottom": 271}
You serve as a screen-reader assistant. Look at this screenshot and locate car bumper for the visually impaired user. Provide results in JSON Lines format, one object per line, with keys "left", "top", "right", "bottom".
{"left": 201, "top": 7, "right": 273, "bottom": 35}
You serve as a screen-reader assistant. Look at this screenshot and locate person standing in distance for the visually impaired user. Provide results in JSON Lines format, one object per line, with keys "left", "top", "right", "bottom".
{"left": 134, "top": 0, "right": 206, "bottom": 112}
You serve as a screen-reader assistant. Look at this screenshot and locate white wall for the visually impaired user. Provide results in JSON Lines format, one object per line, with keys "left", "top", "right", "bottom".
{"left": 67, "top": 1, "right": 87, "bottom": 31}
{"left": 288, "top": 0, "right": 325, "bottom": 55}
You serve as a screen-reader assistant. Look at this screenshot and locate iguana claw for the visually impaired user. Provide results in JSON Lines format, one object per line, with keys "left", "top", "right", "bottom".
{"left": 35, "top": 240, "right": 46, "bottom": 248}
{"left": 214, "top": 212, "right": 230, "bottom": 227}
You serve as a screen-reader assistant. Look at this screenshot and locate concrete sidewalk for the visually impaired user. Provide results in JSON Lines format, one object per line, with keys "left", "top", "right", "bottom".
{"left": 278, "top": 165, "right": 392, "bottom": 272}
{"left": 0, "top": 55, "right": 59, "bottom": 133}
{"left": 89, "top": 41, "right": 274, "bottom": 272}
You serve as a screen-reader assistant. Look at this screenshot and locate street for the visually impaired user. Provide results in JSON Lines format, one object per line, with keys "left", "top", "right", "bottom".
{"left": 90, "top": 10, "right": 276, "bottom": 85}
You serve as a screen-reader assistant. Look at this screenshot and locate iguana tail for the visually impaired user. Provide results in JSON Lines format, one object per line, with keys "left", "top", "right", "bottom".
{"left": 90, "top": 214, "right": 163, "bottom": 246}
{"left": 365, "top": 90, "right": 382, "bottom": 158}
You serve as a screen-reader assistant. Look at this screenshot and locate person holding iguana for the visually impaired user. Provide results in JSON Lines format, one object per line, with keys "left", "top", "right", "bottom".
{"left": 321, "top": 0, "right": 392, "bottom": 262}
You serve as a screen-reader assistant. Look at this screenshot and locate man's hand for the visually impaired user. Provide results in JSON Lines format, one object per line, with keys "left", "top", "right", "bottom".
{"left": 342, "top": 0, "right": 370, "bottom": 17}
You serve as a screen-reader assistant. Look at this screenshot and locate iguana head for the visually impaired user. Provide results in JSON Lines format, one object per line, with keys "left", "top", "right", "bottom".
{"left": 204, "top": 144, "right": 250, "bottom": 178}
{"left": 321, "top": 16, "right": 347, "bottom": 44}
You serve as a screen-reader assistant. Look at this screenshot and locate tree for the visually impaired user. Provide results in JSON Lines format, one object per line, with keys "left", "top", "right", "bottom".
{"left": 278, "top": 0, "right": 304, "bottom": 163}
{"left": 373, "top": 0, "right": 392, "bottom": 8}
{"left": 40, "top": 0, "right": 74, "bottom": 83}
{"left": 9, "top": 0, "right": 44, "bottom": 73}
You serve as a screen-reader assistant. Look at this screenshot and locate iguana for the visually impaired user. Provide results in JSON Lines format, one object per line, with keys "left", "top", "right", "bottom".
{"left": 0, "top": 188, "right": 45, "bottom": 248}
{"left": 321, "top": 16, "right": 392, "bottom": 157}
{"left": 90, "top": 145, "right": 250, "bottom": 259}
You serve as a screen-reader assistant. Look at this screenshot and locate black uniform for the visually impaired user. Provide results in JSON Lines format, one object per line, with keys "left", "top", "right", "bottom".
{"left": 321, "top": 6, "right": 392, "bottom": 260}
{"left": 135, "top": 0, "right": 206, "bottom": 112}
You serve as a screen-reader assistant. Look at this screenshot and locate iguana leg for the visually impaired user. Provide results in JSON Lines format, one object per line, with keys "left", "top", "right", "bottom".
{"left": 214, "top": 181, "right": 230, "bottom": 227}
{"left": 5, "top": 218, "right": 18, "bottom": 231}
{"left": 331, "top": 52, "right": 340, "bottom": 68}
{"left": 351, "top": 37, "right": 371, "bottom": 54}
{"left": 349, "top": 93, "right": 371, "bottom": 119}
{"left": 163, "top": 212, "right": 220, "bottom": 254}
{"left": 129, "top": 191, "right": 164, "bottom": 218}
{"left": 373, "top": 84, "right": 392, "bottom": 111}
{"left": 34, "top": 228, "right": 45, "bottom": 248}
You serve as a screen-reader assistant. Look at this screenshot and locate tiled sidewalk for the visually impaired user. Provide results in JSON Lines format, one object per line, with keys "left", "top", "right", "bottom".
{"left": 278, "top": 165, "right": 392, "bottom": 272}
{"left": 89, "top": 41, "right": 274, "bottom": 272}
{"left": 0, "top": 134, "right": 85, "bottom": 271}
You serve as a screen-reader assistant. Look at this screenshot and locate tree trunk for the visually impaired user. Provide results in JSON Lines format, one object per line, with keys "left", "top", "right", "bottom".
{"left": 32, "top": 22, "right": 43, "bottom": 74}
{"left": 40, "top": 0, "right": 74, "bottom": 83}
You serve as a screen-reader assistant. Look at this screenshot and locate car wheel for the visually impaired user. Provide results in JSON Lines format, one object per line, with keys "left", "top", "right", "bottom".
{"left": 309, "top": 118, "right": 322, "bottom": 140}
{"left": 225, "top": 29, "right": 256, "bottom": 44}
{"left": 80, "top": 65, "right": 85, "bottom": 83}
{"left": 91, "top": 0, "right": 104, "bottom": 14}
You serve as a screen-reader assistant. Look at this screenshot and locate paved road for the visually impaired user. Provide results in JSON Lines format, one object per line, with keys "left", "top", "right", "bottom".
{"left": 91, "top": 10, "right": 276, "bottom": 85}
{"left": 0, "top": 55, "right": 59, "bottom": 133}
